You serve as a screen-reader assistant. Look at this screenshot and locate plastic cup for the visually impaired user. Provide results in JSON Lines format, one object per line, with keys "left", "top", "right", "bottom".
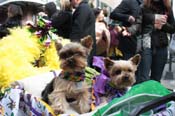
{"left": 122, "top": 104, "right": 153, "bottom": 116}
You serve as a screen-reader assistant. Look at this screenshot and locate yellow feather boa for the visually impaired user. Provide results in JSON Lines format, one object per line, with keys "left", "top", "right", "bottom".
{"left": 0, "top": 27, "right": 70, "bottom": 88}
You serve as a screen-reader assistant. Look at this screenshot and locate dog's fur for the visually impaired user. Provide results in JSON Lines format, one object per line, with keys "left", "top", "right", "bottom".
{"left": 104, "top": 54, "right": 141, "bottom": 89}
{"left": 42, "top": 35, "right": 93, "bottom": 115}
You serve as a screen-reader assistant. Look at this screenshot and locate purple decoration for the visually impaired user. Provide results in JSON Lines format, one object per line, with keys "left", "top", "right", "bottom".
{"left": 93, "top": 56, "right": 105, "bottom": 71}
{"left": 109, "top": 27, "right": 119, "bottom": 47}
{"left": 94, "top": 74, "right": 109, "bottom": 94}
{"left": 93, "top": 56, "right": 109, "bottom": 75}
{"left": 153, "top": 104, "right": 167, "bottom": 113}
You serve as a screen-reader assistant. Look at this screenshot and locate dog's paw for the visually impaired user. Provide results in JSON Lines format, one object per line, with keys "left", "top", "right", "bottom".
{"left": 53, "top": 108, "right": 64, "bottom": 115}
{"left": 79, "top": 103, "right": 91, "bottom": 114}
{"left": 52, "top": 105, "right": 65, "bottom": 115}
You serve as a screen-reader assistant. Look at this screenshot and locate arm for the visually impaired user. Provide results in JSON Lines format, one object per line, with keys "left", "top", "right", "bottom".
{"left": 110, "top": 0, "right": 131, "bottom": 22}
{"left": 142, "top": 7, "right": 155, "bottom": 25}
{"left": 51, "top": 11, "right": 68, "bottom": 29}
{"left": 161, "top": 9, "right": 175, "bottom": 34}
{"left": 126, "top": 16, "right": 142, "bottom": 35}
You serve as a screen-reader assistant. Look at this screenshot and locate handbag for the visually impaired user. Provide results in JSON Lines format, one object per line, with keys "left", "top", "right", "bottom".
{"left": 136, "top": 33, "right": 151, "bottom": 52}
{"left": 169, "top": 34, "right": 175, "bottom": 54}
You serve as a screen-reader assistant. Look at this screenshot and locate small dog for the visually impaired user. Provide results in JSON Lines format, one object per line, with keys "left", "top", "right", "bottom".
{"left": 94, "top": 54, "right": 141, "bottom": 103}
{"left": 104, "top": 54, "right": 141, "bottom": 89}
{"left": 42, "top": 35, "right": 93, "bottom": 115}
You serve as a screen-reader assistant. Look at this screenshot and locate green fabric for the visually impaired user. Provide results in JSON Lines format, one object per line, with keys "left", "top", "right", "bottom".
{"left": 93, "top": 80, "right": 171, "bottom": 116}
{"left": 85, "top": 67, "right": 100, "bottom": 85}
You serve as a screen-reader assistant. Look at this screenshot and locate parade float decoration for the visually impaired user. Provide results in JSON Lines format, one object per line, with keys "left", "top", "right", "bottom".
{"left": 0, "top": 17, "right": 67, "bottom": 88}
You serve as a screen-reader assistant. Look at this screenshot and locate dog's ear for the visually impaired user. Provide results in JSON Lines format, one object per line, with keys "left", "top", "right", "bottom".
{"left": 80, "top": 35, "right": 93, "bottom": 50}
{"left": 129, "top": 54, "right": 141, "bottom": 66}
{"left": 55, "top": 38, "right": 63, "bottom": 54}
{"left": 104, "top": 57, "right": 114, "bottom": 71}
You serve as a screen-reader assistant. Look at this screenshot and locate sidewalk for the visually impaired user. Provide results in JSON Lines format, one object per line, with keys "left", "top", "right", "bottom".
{"left": 161, "top": 62, "right": 175, "bottom": 90}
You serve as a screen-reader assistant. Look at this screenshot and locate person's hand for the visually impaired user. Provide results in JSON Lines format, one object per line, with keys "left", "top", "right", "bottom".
{"left": 122, "top": 30, "right": 131, "bottom": 36}
{"left": 121, "top": 27, "right": 131, "bottom": 36}
{"left": 154, "top": 14, "right": 167, "bottom": 29}
{"left": 115, "top": 25, "right": 123, "bottom": 32}
{"left": 38, "top": 12, "right": 47, "bottom": 17}
{"left": 155, "top": 14, "right": 167, "bottom": 24}
{"left": 128, "top": 15, "right": 135, "bottom": 23}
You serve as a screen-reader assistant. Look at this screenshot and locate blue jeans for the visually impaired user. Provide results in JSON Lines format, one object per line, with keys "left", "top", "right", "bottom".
{"left": 136, "top": 48, "right": 152, "bottom": 84}
{"left": 151, "top": 47, "right": 168, "bottom": 82}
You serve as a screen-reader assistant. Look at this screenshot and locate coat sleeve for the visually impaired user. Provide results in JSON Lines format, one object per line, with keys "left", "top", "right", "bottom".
{"left": 161, "top": 9, "right": 175, "bottom": 34}
{"left": 127, "top": 16, "right": 142, "bottom": 35}
{"left": 51, "top": 12, "right": 67, "bottom": 29}
{"left": 110, "top": 0, "right": 130, "bottom": 22}
{"left": 142, "top": 7, "right": 155, "bottom": 25}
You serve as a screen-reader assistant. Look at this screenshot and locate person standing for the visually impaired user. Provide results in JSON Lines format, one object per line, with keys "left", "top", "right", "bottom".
{"left": 110, "top": 0, "right": 143, "bottom": 60}
{"left": 0, "top": 4, "right": 23, "bottom": 38}
{"left": 51, "top": 0, "right": 73, "bottom": 38}
{"left": 121, "top": 0, "right": 175, "bottom": 83}
{"left": 144, "top": 0, "right": 175, "bottom": 82}
{"left": 93, "top": 8, "right": 111, "bottom": 57}
{"left": 69, "top": 0, "right": 96, "bottom": 67}
{"left": 44, "top": 2, "right": 58, "bottom": 20}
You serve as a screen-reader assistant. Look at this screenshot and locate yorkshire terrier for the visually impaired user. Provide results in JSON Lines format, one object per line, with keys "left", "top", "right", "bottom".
{"left": 42, "top": 35, "right": 93, "bottom": 115}
{"left": 104, "top": 54, "right": 141, "bottom": 89}
{"left": 94, "top": 54, "right": 141, "bottom": 103}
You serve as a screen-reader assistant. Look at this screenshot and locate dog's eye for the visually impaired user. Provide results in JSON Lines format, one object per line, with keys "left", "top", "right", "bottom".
{"left": 75, "top": 52, "right": 82, "bottom": 56}
{"left": 128, "top": 69, "right": 132, "bottom": 72}
{"left": 74, "top": 52, "right": 86, "bottom": 57}
{"left": 60, "top": 53, "right": 70, "bottom": 59}
{"left": 115, "top": 70, "right": 121, "bottom": 75}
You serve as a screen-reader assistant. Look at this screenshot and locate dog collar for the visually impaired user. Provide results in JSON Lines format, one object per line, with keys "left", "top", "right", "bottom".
{"left": 59, "top": 70, "right": 85, "bottom": 82}
{"left": 105, "top": 81, "right": 127, "bottom": 101}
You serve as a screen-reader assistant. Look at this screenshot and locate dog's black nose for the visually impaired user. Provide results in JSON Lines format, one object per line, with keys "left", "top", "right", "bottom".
{"left": 123, "top": 76, "right": 129, "bottom": 81}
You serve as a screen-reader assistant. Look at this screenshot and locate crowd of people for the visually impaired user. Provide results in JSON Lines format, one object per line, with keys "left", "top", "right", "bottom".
{"left": 0, "top": 0, "right": 175, "bottom": 85}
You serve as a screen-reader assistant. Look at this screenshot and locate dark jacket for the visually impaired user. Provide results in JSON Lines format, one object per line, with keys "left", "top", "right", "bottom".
{"left": 51, "top": 10, "right": 72, "bottom": 38}
{"left": 70, "top": 0, "right": 96, "bottom": 67}
{"left": 145, "top": 7, "right": 175, "bottom": 48}
{"left": 110, "top": 0, "right": 143, "bottom": 54}
{"left": 110, "top": 0, "right": 142, "bottom": 27}
{"left": 70, "top": 1, "right": 95, "bottom": 42}
{"left": 128, "top": 5, "right": 175, "bottom": 48}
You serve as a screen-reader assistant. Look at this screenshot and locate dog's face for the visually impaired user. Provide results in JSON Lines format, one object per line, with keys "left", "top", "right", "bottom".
{"left": 56, "top": 35, "right": 93, "bottom": 72}
{"left": 104, "top": 54, "right": 141, "bottom": 89}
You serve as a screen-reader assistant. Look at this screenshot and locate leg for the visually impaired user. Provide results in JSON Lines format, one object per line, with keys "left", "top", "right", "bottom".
{"left": 136, "top": 48, "right": 152, "bottom": 84}
{"left": 49, "top": 91, "right": 69, "bottom": 115}
{"left": 41, "top": 78, "right": 55, "bottom": 103}
{"left": 77, "top": 89, "right": 91, "bottom": 114}
{"left": 151, "top": 47, "right": 168, "bottom": 82}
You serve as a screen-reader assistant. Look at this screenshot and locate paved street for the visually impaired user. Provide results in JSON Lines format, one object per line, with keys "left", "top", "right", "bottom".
{"left": 161, "top": 56, "right": 175, "bottom": 90}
